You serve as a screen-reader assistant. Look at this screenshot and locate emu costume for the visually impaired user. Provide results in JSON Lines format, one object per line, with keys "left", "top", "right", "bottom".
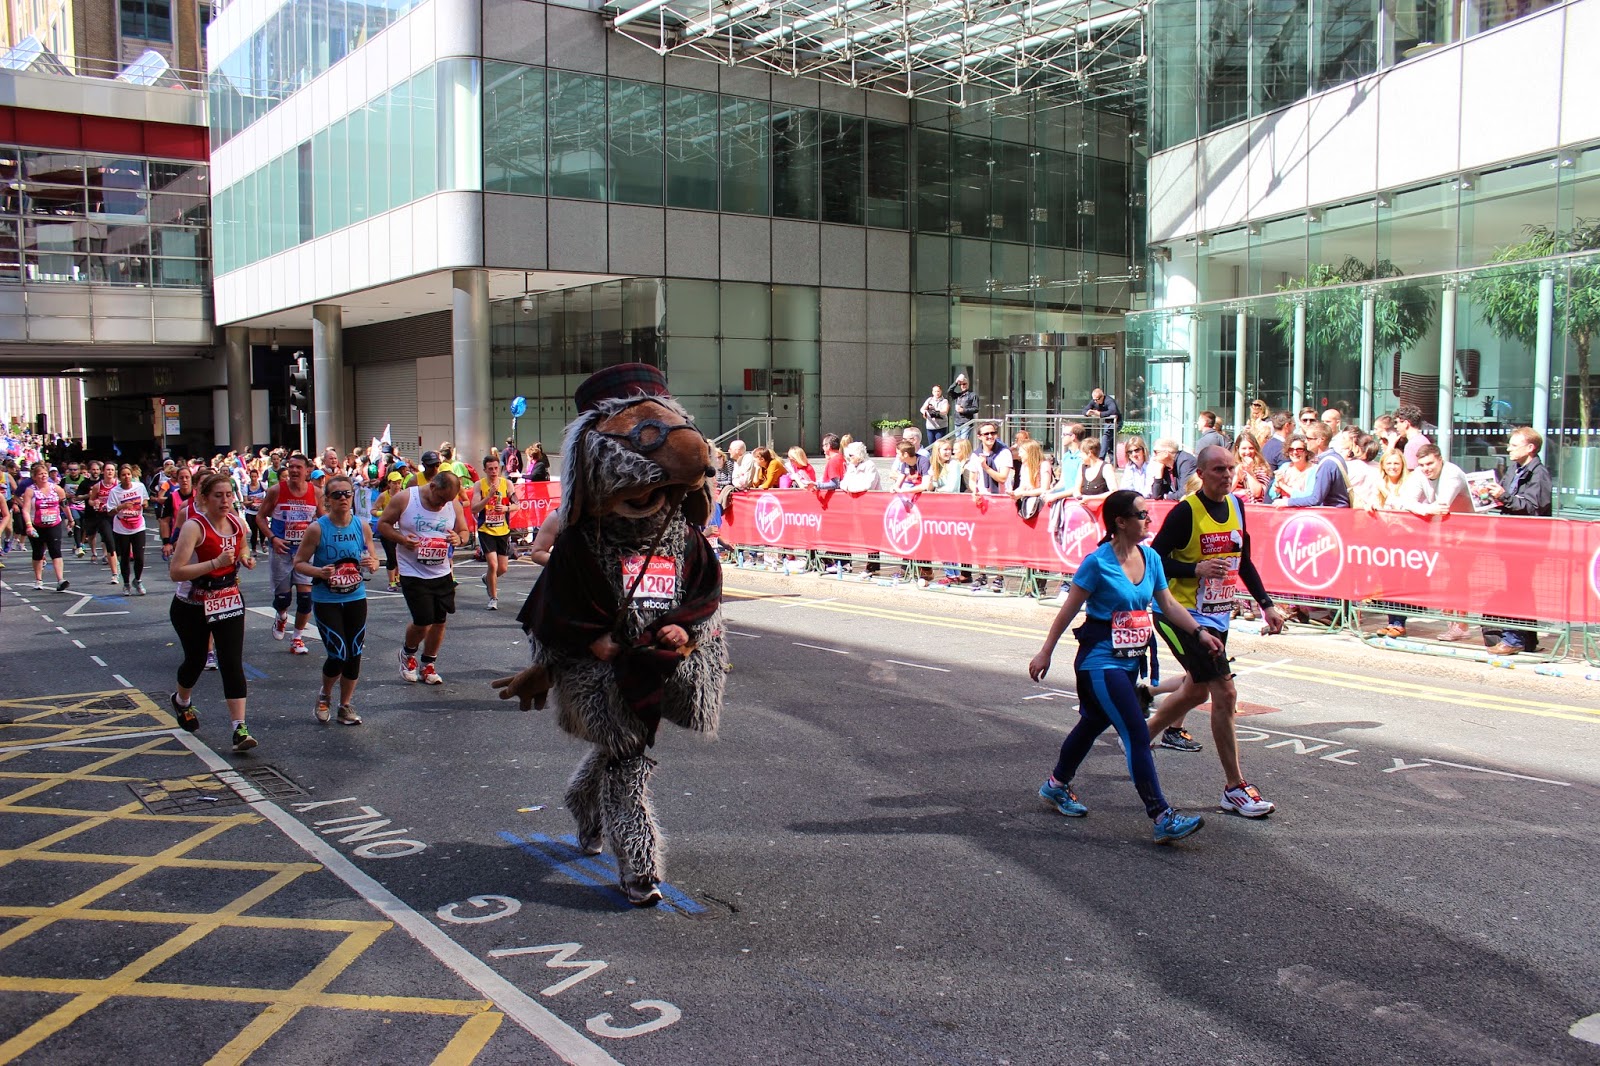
{"left": 500, "top": 364, "right": 726, "bottom": 907}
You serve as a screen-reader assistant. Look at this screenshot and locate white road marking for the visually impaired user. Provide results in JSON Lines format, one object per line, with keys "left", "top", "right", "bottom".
{"left": 90, "top": 655, "right": 107, "bottom": 667}
{"left": 245, "top": 606, "right": 323, "bottom": 640}
{"left": 71, "top": 640, "right": 85, "bottom": 649}
{"left": 1572, "top": 1014, "right": 1600, "bottom": 1045}
{"left": 784, "top": 597, "right": 834, "bottom": 609}
{"left": 62, "top": 592, "right": 127, "bottom": 617}
{"left": 112, "top": 674, "right": 132, "bottom": 688}
{"left": 792, "top": 641, "right": 849, "bottom": 655}
{"left": 883, "top": 659, "right": 950, "bottom": 672}
{"left": 1233, "top": 656, "right": 1293, "bottom": 678}
{"left": 40, "top": 614, "right": 52, "bottom": 622}
{"left": 172, "top": 732, "right": 625, "bottom": 1066}
{"left": 726, "top": 630, "right": 761, "bottom": 638}
{"left": 55, "top": 626, "right": 68, "bottom": 634}
{"left": 29, "top": 605, "right": 38, "bottom": 611}
{"left": 1417, "top": 758, "right": 1572, "bottom": 788}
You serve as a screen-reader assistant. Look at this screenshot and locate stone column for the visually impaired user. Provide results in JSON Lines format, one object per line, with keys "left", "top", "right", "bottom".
{"left": 224, "top": 326, "right": 253, "bottom": 452}
{"left": 312, "top": 305, "right": 345, "bottom": 457}
{"left": 1437, "top": 282, "right": 1457, "bottom": 460}
{"left": 451, "top": 268, "right": 492, "bottom": 467}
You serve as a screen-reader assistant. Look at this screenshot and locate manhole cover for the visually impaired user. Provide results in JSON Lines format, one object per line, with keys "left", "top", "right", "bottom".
{"left": 129, "top": 765, "right": 310, "bottom": 814}
{"left": 82, "top": 694, "right": 140, "bottom": 712}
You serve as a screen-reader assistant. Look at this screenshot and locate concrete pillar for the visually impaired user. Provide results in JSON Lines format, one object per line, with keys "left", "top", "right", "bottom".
{"left": 1291, "top": 298, "right": 1306, "bottom": 413}
{"left": 312, "top": 305, "right": 345, "bottom": 457}
{"left": 224, "top": 326, "right": 253, "bottom": 452}
{"left": 1359, "top": 293, "right": 1376, "bottom": 429}
{"left": 1533, "top": 271, "right": 1555, "bottom": 444}
{"left": 451, "top": 268, "right": 492, "bottom": 467}
{"left": 1437, "top": 283, "right": 1457, "bottom": 460}
{"left": 1233, "top": 308, "right": 1247, "bottom": 436}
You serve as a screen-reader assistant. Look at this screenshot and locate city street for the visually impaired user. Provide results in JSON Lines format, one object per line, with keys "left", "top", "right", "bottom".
{"left": 2, "top": 556, "right": 1598, "bottom": 1065}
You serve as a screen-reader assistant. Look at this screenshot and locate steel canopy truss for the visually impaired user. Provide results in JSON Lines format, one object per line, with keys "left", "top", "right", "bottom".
{"left": 606, "top": 0, "right": 1147, "bottom": 111}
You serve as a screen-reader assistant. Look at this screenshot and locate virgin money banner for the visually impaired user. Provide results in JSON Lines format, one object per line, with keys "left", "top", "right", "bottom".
{"left": 510, "top": 481, "right": 560, "bottom": 531}
{"left": 719, "top": 490, "right": 1600, "bottom": 626}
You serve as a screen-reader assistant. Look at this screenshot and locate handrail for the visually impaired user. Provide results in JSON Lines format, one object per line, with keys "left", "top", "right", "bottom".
{"left": 710, "top": 413, "right": 775, "bottom": 449}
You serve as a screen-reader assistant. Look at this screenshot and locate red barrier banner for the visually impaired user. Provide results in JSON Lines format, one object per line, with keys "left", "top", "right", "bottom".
{"left": 719, "top": 489, "right": 1600, "bottom": 626}
{"left": 510, "top": 481, "right": 560, "bottom": 531}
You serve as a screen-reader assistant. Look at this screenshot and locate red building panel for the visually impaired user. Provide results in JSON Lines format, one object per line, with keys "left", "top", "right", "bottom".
{"left": 0, "top": 106, "right": 208, "bottom": 161}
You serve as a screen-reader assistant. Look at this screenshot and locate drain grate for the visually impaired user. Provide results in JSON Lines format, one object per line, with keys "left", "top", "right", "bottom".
{"left": 64, "top": 710, "right": 112, "bottom": 721}
{"left": 81, "top": 694, "right": 141, "bottom": 712}
{"left": 129, "top": 765, "right": 310, "bottom": 814}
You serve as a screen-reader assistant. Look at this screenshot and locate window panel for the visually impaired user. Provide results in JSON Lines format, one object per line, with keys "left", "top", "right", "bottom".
{"left": 609, "top": 79, "right": 664, "bottom": 205}
{"left": 914, "top": 128, "right": 950, "bottom": 234}
{"left": 772, "top": 106, "right": 818, "bottom": 220}
{"left": 665, "top": 88, "right": 719, "bottom": 211}
{"left": 820, "top": 113, "right": 863, "bottom": 225}
{"left": 484, "top": 62, "right": 546, "bottom": 196}
{"left": 720, "top": 98, "right": 769, "bottom": 215}
{"left": 548, "top": 71, "right": 607, "bottom": 201}
{"left": 864, "top": 121, "right": 907, "bottom": 229}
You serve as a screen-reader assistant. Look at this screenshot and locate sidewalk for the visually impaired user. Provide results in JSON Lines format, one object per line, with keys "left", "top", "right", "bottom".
{"left": 0, "top": 687, "right": 534, "bottom": 1065}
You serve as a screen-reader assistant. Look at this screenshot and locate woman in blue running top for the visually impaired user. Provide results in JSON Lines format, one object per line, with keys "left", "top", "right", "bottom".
{"left": 293, "top": 474, "right": 379, "bottom": 726}
{"left": 1028, "top": 490, "right": 1221, "bottom": 845}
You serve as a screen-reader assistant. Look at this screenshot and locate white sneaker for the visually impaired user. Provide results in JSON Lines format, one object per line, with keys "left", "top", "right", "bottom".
{"left": 398, "top": 648, "right": 420, "bottom": 683}
{"left": 272, "top": 613, "right": 287, "bottom": 640}
{"left": 1221, "top": 782, "right": 1276, "bottom": 818}
{"left": 134, "top": 580, "right": 146, "bottom": 596}
{"left": 420, "top": 662, "right": 444, "bottom": 685}
{"left": 108, "top": 574, "right": 121, "bottom": 584}
{"left": 33, "top": 580, "right": 43, "bottom": 590}
{"left": 486, "top": 596, "right": 498, "bottom": 611}
{"left": 204, "top": 651, "right": 218, "bottom": 671}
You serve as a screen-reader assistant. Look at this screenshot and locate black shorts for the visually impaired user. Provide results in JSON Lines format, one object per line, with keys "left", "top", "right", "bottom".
{"left": 479, "top": 531, "right": 511, "bottom": 557}
{"left": 400, "top": 574, "right": 456, "bottom": 626}
{"left": 31, "top": 522, "right": 64, "bottom": 560}
{"left": 1154, "top": 613, "right": 1232, "bottom": 684}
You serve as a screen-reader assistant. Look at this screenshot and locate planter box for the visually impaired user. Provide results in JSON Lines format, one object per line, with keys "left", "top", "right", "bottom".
{"left": 875, "top": 432, "right": 901, "bottom": 458}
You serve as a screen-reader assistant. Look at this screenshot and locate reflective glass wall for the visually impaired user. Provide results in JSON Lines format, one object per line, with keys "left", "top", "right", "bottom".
{"left": 1130, "top": 143, "right": 1600, "bottom": 505}
{"left": 489, "top": 278, "right": 820, "bottom": 451}
{"left": 0, "top": 147, "right": 209, "bottom": 288}
{"left": 1150, "top": 0, "right": 1566, "bottom": 150}
{"left": 213, "top": 59, "right": 480, "bottom": 275}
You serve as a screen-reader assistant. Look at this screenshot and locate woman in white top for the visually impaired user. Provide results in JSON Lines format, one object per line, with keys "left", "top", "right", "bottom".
{"left": 108, "top": 463, "right": 151, "bottom": 595}
{"left": 920, "top": 385, "right": 950, "bottom": 444}
{"left": 1119, "top": 436, "right": 1155, "bottom": 496}
{"left": 839, "top": 442, "right": 881, "bottom": 493}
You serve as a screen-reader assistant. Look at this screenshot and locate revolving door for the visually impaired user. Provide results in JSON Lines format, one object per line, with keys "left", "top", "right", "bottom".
{"left": 968, "top": 333, "right": 1115, "bottom": 452}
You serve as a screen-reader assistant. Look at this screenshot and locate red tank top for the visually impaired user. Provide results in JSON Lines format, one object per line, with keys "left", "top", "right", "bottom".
{"left": 192, "top": 511, "right": 244, "bottom": 575}
{"left": 178, "top": 510, "right": 246, "bottom": 608}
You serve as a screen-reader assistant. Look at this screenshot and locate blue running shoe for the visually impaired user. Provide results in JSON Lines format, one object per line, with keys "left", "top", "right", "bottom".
{"left": 1039, "top": 779, "right": 1088, "bottom": 818}
{"left": 1153, "top": 808, "right": 1204, "bottom": 844}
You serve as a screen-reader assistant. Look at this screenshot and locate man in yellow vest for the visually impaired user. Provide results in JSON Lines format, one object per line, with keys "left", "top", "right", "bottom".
{"left": 469, "top": 453, "right": 513, "bottom": 611}
{"left": 1145, "top": 445, "right": 1287, "bottom": 819}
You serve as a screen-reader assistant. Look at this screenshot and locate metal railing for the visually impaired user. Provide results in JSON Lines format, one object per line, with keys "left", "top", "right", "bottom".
{"left": 709, "top": 413, "right": 775, "bottom": 450}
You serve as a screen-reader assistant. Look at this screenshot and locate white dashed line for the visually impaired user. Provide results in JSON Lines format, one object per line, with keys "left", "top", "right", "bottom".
{"left": 71, "top": 640, "right": 85, "bottom": 649}
{"left": 90, "top": 656, "right": 107, "bottom": 667}
{"left": 726, "top": 630, "right": 761, "bottom": 638}
{"left": 29, "top": 605, "right": 39, "bottom": 611}
{"left": 55, "top": 626, "right": 68, "bottom": 634}
{"left": 884, "top": 659, "right": 950, "bottom": 672}
{"left": 792, "top": 641, "right": 849, "bottom": 655}
{"left": 112, "top": 674, "right": 132, "bottom": 688}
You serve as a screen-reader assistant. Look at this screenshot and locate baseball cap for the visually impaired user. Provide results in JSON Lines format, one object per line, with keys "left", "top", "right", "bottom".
{"left": 420, "top": 450, "right": 441, "bottom": 466}
{"left": 386, "top": 471, "right": 403, "bottom": 482}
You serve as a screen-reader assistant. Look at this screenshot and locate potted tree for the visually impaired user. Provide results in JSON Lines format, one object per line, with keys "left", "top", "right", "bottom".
{"left": 872, "top": 418, "right": 913, "bottom": 458}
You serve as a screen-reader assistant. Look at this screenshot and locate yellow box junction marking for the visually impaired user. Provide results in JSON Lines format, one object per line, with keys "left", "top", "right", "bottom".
{"left": 0, "top": 689, "right": 178, "bottom": 750}
{"left": 0, "top": 717, "right": 502, "bottom": 1064}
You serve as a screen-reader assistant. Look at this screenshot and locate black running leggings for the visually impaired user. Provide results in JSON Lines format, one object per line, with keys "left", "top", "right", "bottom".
{"left": 113, "top": 530, "right": 146, "bottom": 582}
{"left": 170, "top": 597, "right": 247, "bottom": 699}
{"left": 313, "top": 598, "right": 367, "bottom": 680}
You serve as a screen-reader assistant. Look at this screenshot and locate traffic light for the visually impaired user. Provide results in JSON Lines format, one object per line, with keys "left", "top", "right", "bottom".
{"left": 288, "top": 353, "right": 312, "bottom": 418}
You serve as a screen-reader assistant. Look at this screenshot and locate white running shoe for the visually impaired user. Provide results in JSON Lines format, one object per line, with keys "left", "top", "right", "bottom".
{"left": 420, "top": 662, "right": 443, "bottom": 685}
{"left": 1221, "top": 781, "right": 1276, "bottom": 818}
{"left": 272, "top": 613, "right": 287, "bottom": 640}
{"left": 134, "top": 580, "right": 146, "bottom": 596}
{"left": 486, "top": 596, "right": 498, "bottom": 610}
{"left": 398, "top": 648, "right": 420, "bottom": 683}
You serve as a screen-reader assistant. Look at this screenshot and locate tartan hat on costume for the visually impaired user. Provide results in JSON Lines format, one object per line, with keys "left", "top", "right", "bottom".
{"left": 575, "top": 363, "right": 670, "bottom": 413}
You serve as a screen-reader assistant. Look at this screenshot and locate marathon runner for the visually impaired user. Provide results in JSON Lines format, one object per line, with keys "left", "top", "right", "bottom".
{"left": 1028, "top": 489, "right": 1215, "bottom": 844}
{"left": 294, "top": 474, "right": 378, "bottom": 725}
{"left": 243, "top": 465, "right": 267, "bottom": 553}
{"left": 470, "top": 454, "right": 513, "bottom": 610}
{"left": 379, "top": 471, "right": 467, "bottom": 685}
{"left": 373, "top": 471, "right": 404, "bottom": 590}
{"left": 108, "top": 464, "right": 150, "bottom": 595}
{"left": 1145, "top": 444, "right": 1286, "bottom": 818}
{"left": 60, "top": 461, "right": 89, "bottom": 558}
{"left": 159, "top": 466, "right": 197, "bottom": 560}
{"left": 168, "top": 472, "right": 257, "bottom": 752}
{"left": 256, "top": 453, "right": 323, "bottom": 655}
{"left": 20, "top": 461, "right": 71, "bottom": 591}
{"left": 86, "top": 462, "right": 122, "bottom": 586}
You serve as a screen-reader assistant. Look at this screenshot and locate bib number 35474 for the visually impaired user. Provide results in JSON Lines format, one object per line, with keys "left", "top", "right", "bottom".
{"left": 204, "top": 586, "right": 244, "bottom": 622}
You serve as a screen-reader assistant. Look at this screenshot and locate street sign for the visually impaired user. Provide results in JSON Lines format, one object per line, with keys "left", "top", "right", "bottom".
{"left": 165, "top": 417, "right": 181, "bottom": 434}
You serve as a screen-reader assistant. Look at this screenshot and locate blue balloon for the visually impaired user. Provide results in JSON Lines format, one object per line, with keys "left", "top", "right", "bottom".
{"left": 510, "top": 396, "right": 527, "bottom": 418}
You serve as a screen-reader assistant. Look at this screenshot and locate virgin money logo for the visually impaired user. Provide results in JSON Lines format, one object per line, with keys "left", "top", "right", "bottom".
{"left": 753, "top": 493, "right": 785, "bottom": 544}
{"left": 1275, "top": 512, "right": 1343, "bottom": 591}
{"left": 1590, "top": 545, "right": 1600, "bottom": 603}
{"left": 1051, "top": 502, "right": 1099, "bottom": 566}
{"left": 883, "top": 497, "right": 923, "bottom": 555}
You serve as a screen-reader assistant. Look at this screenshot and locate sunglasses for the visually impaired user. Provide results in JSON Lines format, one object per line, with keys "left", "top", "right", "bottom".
{"left": 1299, "top": 417, "right": 1316, "bottom": 423}
{"left": 979, "top": 432, "right": 996, "bottom": 438}
{"left": 1288, "top": 447, "right": 1308, "bottom": 453}
{"left": 327, "top": 489, "right": 354, "bottom": 500}
{"left": 1133, "top": 509, "right": 1151, "bottom": 520}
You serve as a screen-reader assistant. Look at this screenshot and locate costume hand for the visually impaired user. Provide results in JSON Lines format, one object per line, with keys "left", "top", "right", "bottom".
{"left": 656, "top": 624, "right": 689, "bottom": 649}
{"left": 1028, "top": 650, "right": 1051, "bottom": 682}
{"left": 490, "top": 664, "right": 550, "bottom": 711}
{"left": 589, "top": 634, "right": 622, "bottom": 661}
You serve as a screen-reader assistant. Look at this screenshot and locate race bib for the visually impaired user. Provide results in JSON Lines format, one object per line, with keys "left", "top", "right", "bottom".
{"left": 326, "top": 560, "right": 364, "bottom": 593}
{"left": 1111, "top": 609, "right": 1153, "bottom": 653}
{"left": 283, "top": 520, "right": 310, "bottom": 544}
{"left": 115, "top": 505, "right": 143, "bottom": 532}
{"left": 203, "top": 586, "right": 244, "bottom": 622}
{"left": 484, "top": 501, "right": 508, "bottom": 526}
{"left": 1198, "top": 558, "right": 1241, "bottom": 611}
{"left": 415, "top": 537, "right": 450, "bottom": 562}
{"left": 622, "top": 555, "right": 677, "bottom": 603}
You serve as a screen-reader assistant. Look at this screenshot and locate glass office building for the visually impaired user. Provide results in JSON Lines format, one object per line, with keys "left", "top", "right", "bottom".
{"left": 1137, "top": 0, "right": 1600, "bottom": 507}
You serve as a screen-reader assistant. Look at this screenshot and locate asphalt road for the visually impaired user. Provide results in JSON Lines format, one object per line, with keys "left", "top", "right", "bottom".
{"left": 3, "top": 550, "right": 1599, "bottom": 1066}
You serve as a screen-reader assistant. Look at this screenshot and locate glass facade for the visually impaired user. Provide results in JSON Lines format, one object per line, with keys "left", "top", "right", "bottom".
{"left": 208, "top": 0, "right": 428, "bottom": 148}
{"left": 1132, "top": 143, "right": 1600, "bottom": 504}
{"left": 489, "top": 278, "right": 819, "bottom": 450}
{"left": 0, "top": 148, "right": 209, "bottom": 288}
{"left": 213, "top": 59, "right": 480, "bottom": 276}
{"left": 1150, "top": 0, "right": 1566, "bottom": 151}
